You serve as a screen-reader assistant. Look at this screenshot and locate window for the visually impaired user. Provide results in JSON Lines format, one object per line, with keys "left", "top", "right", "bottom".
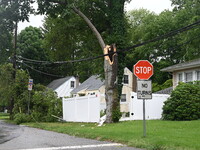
{"left": 197, "top": 71, "right": 200, "bottom": 81}
{"left": 121, "top": 94, "right": 126, "bottom": 102}
{"left": 185, "top": 72, "right": 193, "bottom": 83}
{"left": 70, "top": 81, "right": 75, "bottom": 88}
{"left": 123, "top": 75, "right": 129, "bottom": 84}
{"left": 79, "top": 94, "right": 85, "bottom": 96}
{"left": 178, "top": 73, "right": 183, "bottom": 82}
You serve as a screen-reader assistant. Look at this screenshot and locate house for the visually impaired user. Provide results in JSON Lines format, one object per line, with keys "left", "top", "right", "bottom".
{"left": 120, "top": 67, "right": 133, "bottom": 113}
{"left": 71, "top": 75, "right": 105, "bottom": 109}
{"left": 161, "top": 58, "right": 200, "bottom": 89}
{"left": 71, "top": 75, "right": 105, "bottom": 97}
{"left": 47, "top": 76, "right": 79, "bottom": 98}
{"left": 71, "top": 67, "right": 133, "bottom": 113}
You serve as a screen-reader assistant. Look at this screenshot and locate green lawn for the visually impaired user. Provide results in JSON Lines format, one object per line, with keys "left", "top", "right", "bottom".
{"left": 24, "top": 120, "right": 200, "bottom": 150}
{"left": 0, "top": 112, "right": 9, "bottom": 120}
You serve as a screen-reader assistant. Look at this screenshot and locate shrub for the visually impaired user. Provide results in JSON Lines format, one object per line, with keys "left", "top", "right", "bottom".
{"left": 14, "top": 113, "right": 32, "bottom": 125}
{"left": 162, "top": 82, "right": 200, "bottom": 121}
{"left": 32, "top": 89, "right": 62, "bottom": 122}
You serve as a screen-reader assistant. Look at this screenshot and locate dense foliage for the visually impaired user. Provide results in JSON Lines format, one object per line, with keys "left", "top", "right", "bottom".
{"left": 13, "top": 86, "right": 62, "bottom": 124}
{"left": 17, "top": 26, "right": 53, "bottom": 85}
{"left": 162, "top": 82, "right": 200, "bottom": 121}
{"left": 127, "top": 0, "right": 200, "bottom": 85}
{"left": 0, "top": 63, "right": 62, "bottom": 123}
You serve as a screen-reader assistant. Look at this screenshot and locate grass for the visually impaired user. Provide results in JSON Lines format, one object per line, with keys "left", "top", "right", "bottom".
{"left": 0, "top": 112, "right": 9, "bottom": 120}
{"left": 23, "top": 120, "right": 200, "bottom": 150}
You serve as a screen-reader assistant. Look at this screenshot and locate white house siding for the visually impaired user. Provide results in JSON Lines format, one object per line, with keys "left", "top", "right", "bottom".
{"left": 120, "top": 67, "right": 133, "bottom": 113}
{"left": 55, "top": 77, "right": 77, "bottom": 98}
{"left": 173, "top": 67, "right": 200, "bottom": 88}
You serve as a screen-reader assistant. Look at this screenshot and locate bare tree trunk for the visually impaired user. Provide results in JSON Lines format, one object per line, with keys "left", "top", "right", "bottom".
{"left": 104, "top": 45, "right": 118, "bottom": 123}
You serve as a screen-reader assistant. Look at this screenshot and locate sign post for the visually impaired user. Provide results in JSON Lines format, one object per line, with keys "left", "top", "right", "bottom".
{"left": 134, "top": 60, "right": 153, "bottom": 137}
{"left": 28, "top": 79, "right": 33, "bottom": 114}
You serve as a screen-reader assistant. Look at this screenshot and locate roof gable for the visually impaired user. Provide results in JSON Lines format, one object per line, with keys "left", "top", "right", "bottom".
{"left": 154, "top": 87, "right": 173, "bottom": 95}
{"left": 47, "top": 76, "right": 73, "bottom": 90}
{"left": 71, "top": 75, "right": 104, "bottom": 94}
{"left": 161, "top": 58, "right": 200, "bottom": 72}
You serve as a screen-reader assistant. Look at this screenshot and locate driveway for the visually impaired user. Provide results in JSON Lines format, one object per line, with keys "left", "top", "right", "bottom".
{"left": 0, "top": 120, "right": 142, "bottom": 150}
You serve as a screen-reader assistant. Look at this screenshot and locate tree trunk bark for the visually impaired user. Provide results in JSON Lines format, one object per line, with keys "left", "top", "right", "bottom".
{"left": 104, "top": 45, "right": 118, "bottom": 123}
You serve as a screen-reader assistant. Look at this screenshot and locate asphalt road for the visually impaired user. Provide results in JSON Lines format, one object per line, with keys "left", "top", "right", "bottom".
{"left": 0, "top": 120, "right": 142, "bottom": 150}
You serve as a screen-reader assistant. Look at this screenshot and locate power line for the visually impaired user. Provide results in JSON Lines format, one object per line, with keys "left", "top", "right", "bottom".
{"left": 121, "top": 19, "right": 200, "bottom": 52}
{"left": 22, "top": 62, "right": 64, "bottom": 78}
{"left": 17, "top": 19, "right": 200, "bottom": 64}
{"left": 18, "top": 34, "right": 200, "bottom": 78}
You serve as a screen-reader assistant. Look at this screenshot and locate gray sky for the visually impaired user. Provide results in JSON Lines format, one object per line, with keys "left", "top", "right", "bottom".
{"left": 18, "top": 0, "right": 173, "bottom": 32}
{"left": 125, "top": 0, "right": 172, "bottom": 13}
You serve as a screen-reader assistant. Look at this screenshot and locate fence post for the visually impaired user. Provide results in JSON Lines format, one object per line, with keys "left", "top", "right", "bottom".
{"left": 88, "top": 95, "right": 90, "bottom": 122}
{"left": 75, "top": 96, "right": 77, "bottom": 122}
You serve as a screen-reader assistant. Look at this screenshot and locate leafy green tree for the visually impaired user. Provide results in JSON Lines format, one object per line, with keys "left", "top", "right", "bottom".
{"left": 127, "top": 4, "right": 200, "bottom": 86}
{"left": 0, "top": 22, "right": 12, "bottom": 64}
{"left": 0, "top": 64, "right": 14, "bottom": 111}
{"left": 162, "top": 82, "right": 200, "bottom": 120}
{"left": 37, "top": 0, "right": 129, "bottom": 123}
{"left": 17, "top": 26, "right": 53, "bottom": 84}
{"left": 0, "top": 0, "right": 35, "bottom": 119}
{"left": 171, "top": 0, "right": 200, "bottom": 61}
{"left": 42, "top": 15, "right": 103, "bottom": 82}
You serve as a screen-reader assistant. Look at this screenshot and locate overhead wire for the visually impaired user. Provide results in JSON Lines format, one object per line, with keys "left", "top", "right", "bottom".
{"left": 21, "top": 62, "right": 64, "bottom": 78}
{"left": 17, "top": 19, "right": 200, "bottom": 65}
{"left": 121, "top": 19, "right": 200, "bottom": 52}
{"left": 18, "top": 34, "right": 200, "bottom": 78}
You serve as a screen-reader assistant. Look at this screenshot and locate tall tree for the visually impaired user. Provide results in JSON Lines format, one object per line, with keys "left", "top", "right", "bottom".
{"left": 0, "top": 23, "right": 12, "bottom": 64}
{"left": 37, "top": 0, "right": 129, "bottom": 123}
{"left": 171, "top": 0, "right": 200, "bottom": 60}
{"left": 17, "top": 26, "right": 52, "bottom": 85}
{"left": 0, "top": 0, "right": 34, "bottom": 119}
{"left": 42, "top": 14, "right": 103, "bottom": 82}
{"left": 127, "top": 6, "right": 200, "bottom": 84}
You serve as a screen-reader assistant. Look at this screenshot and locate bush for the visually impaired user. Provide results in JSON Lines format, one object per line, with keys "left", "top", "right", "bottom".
{"left": 32, "top": 89, "right": 62, "bottom": 122}
{"left": 162, "top": 82, "right": 200, "bottom": 121}
{"left": 14, "top": 113, "right": 32, "bottom": 125}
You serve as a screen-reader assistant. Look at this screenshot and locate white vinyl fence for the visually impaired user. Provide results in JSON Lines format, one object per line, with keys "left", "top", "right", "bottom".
{"left": 62, "top": 95, "right": 101, "bottom": 122}
{"left": 130, "top": 92, "right": 170, "bottom": 120}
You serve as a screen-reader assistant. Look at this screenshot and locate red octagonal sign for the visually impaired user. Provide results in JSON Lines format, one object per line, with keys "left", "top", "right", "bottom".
{"left": 134, "top": 60, "right": 153, "bottom": 80}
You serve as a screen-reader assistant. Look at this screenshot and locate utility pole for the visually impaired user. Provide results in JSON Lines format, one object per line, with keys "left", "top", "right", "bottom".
{"left": 10, "top": 21, "right": 18, "bottom": 119}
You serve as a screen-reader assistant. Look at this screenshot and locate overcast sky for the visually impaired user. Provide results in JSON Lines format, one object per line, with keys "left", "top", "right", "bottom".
{"left": 18, "top": 0, "right": 173, "bottom": 32}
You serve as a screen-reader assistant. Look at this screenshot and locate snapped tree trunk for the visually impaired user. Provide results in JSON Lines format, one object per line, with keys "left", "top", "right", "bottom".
{"left": 72, "top": 7, "right": 119, "bottom": 123}
{"left": 104, "top": 45, "right": 119, "bottom": 123}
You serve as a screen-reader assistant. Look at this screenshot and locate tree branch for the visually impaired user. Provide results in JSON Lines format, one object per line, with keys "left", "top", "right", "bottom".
{"left": 44, "top": 0, "right": 105, "bottom": 50}
{"left": 72, "top": 6, "right": 106, "bottom": 50}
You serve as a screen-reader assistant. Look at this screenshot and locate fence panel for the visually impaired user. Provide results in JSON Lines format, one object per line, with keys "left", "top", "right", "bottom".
{"left": 62, "top": 95, "right": 100, "bottom": 122}
{"left": 130, "top": 92, "right": 170, "bottom": 120}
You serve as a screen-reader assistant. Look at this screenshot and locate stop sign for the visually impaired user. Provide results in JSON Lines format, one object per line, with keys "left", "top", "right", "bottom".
{"left": 134, "top": 60, "right": 153, "bottom": 80}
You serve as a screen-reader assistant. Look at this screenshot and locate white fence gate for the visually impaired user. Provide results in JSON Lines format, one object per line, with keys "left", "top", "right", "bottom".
{"left": 130, "top": 92, "right": 170, "bottom": 120}
{"left": 62, "top": 95, "right": 100, "bottom": 122}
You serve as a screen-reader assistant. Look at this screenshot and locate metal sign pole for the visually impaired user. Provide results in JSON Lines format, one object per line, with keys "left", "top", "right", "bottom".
{"left": 143, "top": 99, "right": 146, "bottom": 137}
{"left": 28, "top": 90, "right": 30, "bottom": 114}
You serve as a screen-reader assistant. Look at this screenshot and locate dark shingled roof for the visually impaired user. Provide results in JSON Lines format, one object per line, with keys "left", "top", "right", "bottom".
{"left": 47, "top": 76, "right": 72, "bottom": 90}
{"left": 161, "top": 58, "right": 200, "bottom": 72}
{"left": 71, "top": 75, "right": 104, "bottom": 94}
{"left": 154, "top": 87, "right": 173, "bottom": 95}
